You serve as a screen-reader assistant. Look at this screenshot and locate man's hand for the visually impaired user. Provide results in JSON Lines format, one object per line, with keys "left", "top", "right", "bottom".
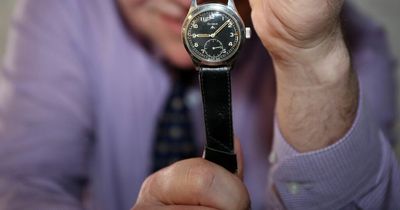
{"left": 132, "top": 140, "right": 250, "bottom": 210}
{"left": 249, "top": 0, "right": 359, "bottom": 152}
{"left": 249, "top": 0, "right": 345, "bottom": 67}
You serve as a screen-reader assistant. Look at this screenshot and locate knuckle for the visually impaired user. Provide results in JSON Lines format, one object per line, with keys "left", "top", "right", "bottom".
{"left": 137, "top": 173, "right": 160, "bottom": 203}
{"left": 141, "top": 173, "right": 156, "bottom": 192}
{"left": 184, "top": 160, "right": 217, "bottom": 197}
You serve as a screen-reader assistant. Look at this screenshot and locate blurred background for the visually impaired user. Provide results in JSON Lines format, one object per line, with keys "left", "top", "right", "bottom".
{"left": 0, "top": 0, "right": 399, "bottom": 158}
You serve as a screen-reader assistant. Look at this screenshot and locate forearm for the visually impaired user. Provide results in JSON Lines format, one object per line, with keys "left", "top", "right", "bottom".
{"left": 266, "top": 9, "right": 400, "bottom": 207}
{"left": 273, "top": 30, "right": 359, "bottom": 152}
{"left": 269, "top": 97, "right": 400, "bottom": 209}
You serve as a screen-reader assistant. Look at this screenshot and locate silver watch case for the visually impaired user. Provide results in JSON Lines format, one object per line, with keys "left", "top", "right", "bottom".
{"left": 182, "top": 1, "right": 247, "bottom": 67}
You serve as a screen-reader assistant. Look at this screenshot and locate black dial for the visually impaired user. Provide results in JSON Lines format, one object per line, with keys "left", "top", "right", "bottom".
{"left": 185, "top": 11, "right": 241, "bottom": 62}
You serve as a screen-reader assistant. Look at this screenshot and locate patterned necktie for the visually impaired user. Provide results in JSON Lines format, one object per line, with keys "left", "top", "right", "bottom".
{"left": 151, "top": 71, "right": 198, "bottom": 172}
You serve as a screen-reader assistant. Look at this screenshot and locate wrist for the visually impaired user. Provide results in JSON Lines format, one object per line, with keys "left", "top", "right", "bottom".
{"left": 272, "top": 28, "right": 351, "bottom": 88}
{"left": 271, "top": 29, "right": 361, "bottom": 152}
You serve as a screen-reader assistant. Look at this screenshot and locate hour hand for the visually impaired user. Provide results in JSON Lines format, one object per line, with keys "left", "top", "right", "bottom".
{"left": 194, "top": 34, "right": 212, "bottom": 38}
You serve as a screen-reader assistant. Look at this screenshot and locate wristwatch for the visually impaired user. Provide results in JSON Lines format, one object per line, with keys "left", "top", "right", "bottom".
{"left": 182, "top": 0, "right": 250, "bottom": 173}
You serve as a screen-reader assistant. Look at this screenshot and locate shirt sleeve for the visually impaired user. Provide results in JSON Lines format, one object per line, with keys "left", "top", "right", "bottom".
{"left": 267, "top": 95, "right": 400, "bottom": 209}
{"left": 266, "top": 5, "right": 400, "bottom": 208}
{"left": 0, "top": 0, "right": 91, "bottom": 209}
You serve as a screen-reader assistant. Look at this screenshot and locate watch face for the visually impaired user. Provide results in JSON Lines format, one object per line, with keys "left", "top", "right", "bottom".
{"left": 185, "top": 10, "right": 242, "bottom": 63}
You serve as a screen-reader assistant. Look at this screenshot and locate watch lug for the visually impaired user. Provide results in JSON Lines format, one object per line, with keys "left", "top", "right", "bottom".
{"left": 189, "top": 0, "right": 197, "bottom": 12}
{"left": 227, "top": 0, "right": 237, "bottom": 11}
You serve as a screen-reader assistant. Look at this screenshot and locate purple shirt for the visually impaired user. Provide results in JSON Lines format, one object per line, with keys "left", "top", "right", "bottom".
{"left": 0, "top": 0, "right": 399, "bottom": 209}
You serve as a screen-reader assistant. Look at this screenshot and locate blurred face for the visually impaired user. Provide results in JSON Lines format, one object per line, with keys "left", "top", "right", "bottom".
{"left": 118, "top": 0, "right": 251, "bottom": 68}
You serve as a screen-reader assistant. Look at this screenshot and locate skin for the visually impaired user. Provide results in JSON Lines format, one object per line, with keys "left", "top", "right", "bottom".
{"left": 249, "top": 0, "right": 359, "bottom": 151}
{"left": 133, "top": 140, "right": 250, "bottom": 210}
{"left": 121, "top": 0, "right": 359, "bottom": 209}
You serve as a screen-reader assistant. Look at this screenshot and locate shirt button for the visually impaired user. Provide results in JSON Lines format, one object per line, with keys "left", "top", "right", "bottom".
{"left": 287, "top": 182, "right": 300, "bottom": 195}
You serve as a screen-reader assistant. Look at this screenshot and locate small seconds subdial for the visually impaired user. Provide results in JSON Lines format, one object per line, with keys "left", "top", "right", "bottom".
{"left": 204, "top": 39, "right": 224, "bottom": 58}
{"left": 185, "top": 11, "right": 240, "bottom": 62}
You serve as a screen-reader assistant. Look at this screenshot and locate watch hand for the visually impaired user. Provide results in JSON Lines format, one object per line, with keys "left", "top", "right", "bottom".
{"left": 195, "top": 34, "right": 212, "bottom": 38}
{"left": 211, "top": 20, "right": 230, "bottom": 37}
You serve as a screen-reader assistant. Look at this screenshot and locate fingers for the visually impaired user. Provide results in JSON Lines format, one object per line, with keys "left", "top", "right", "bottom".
{"left": 136, "top": 158, "right": 250, "bottom": 210}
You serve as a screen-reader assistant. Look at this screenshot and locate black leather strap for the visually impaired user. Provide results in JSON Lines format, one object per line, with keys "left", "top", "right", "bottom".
{"left": 199, "top": 67, "right": 237, "bottom": 173}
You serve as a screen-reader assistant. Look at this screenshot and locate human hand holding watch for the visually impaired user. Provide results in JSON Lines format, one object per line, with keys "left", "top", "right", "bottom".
{"left": 132, "top": 140, "right": 250, "bottom": 210}
{"left": 133, "top": 2, "right": 251, "bottom": 209}
{"left": 133, "top": 0, "right": 358, "bottom": 209}
{"left": 181, "top": 0, "right": 251, "bottom": 172}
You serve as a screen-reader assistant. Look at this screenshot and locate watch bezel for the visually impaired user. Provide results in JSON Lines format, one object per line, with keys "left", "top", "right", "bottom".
{"left": 182, "top": 3, "right": 246, "bottom": 67}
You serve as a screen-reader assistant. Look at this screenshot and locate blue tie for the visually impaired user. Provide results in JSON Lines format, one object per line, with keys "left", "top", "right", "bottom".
{"left": 151, "top": 72, "right": 198, "bottom": 172}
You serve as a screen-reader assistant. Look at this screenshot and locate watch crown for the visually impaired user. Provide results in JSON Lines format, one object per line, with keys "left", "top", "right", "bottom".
{"left": 245, "top": 27, "right": 251, "bottom": 39}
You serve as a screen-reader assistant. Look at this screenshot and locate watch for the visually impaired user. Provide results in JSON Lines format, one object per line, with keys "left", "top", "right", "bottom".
{"left": 182, "top": 0, "right": 250, "bottom": 173}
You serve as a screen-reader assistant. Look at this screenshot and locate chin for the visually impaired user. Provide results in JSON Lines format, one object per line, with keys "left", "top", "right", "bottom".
{"left": 165, "top": 50, "right": 195, "bottom": 69}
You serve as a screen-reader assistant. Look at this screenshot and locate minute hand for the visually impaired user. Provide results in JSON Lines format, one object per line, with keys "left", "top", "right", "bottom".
{"left": 211, "top": 20, "right": 231, "bottom": 38}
